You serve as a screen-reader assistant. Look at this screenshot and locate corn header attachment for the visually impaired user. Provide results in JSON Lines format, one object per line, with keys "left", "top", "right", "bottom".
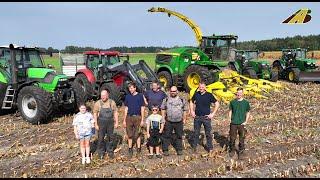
{"left": 189, "top": 70, "right": 286, "bottom": 103}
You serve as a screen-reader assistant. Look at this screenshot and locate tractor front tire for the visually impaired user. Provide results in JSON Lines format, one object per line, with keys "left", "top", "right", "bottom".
{"left": 183, "top": 65, "right": 214, "bottom": 92}
{"left": 61, "top": 81, "right": 86, "bottom": 113}
{"left": 243, "top": 69, "right": 258, "bottom": 79}
{"left": 157, "top": 71, "right": 173, "bottom": 90}
{"left": 100, "top": 82, "right": 122, "bottom": 106}
{"left": 287, "top": 68, "right": 300, "bottom": 83}
{"left": 17, "top": 86, "right": 53, "bottom": 124}
{"left": 75, "top": 73, "right": 93, "bottom": 101}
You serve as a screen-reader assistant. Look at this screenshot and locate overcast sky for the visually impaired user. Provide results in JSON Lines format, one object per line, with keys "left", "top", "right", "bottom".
{"left": 0, "top": 2, "right": 319, "bottom": 49}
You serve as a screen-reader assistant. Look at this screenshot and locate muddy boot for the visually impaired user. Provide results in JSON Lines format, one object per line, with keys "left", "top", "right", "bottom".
{"left": 238, "top": 149, "right": 246, "bottom": 160}
{"left": 128, "top": 148, "right": 133, "bottom": 158}
{"left": 229, "top": 149, "right": 236, "bottom": 158}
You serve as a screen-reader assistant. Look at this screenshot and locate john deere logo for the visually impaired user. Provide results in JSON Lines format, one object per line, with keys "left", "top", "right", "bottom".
{"left": 282, "top": 8, "right": 312, "bottom": 24}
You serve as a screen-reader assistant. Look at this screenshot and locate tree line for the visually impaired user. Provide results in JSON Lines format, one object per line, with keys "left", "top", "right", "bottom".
{"left": 236, "top": 34, "right": 320, "bottom": 51}
{"left": 42, "top": 34, "right": 320, "bottom": 54}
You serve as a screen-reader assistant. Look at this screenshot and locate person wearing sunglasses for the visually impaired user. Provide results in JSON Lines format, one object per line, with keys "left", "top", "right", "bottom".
{"left": 190, "top": 81, "right": 220, "bottom": 154}
{"left": 228, "top": 87, "right": 250, "bottom": 159}
{"left": 160, "top": 86, "right": 188, "bottom": 156}
{"left": 145, "top": 105, "right": 165, "bottom": 159}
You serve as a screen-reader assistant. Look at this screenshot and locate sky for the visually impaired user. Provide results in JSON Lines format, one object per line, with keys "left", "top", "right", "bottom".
{"left": 0, "top": 2, "right": 319, "bottom": 50}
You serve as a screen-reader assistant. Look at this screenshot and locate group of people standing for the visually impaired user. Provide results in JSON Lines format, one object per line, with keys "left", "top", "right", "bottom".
{"left": 72, "top": 81, "right": 251, "bottom": 164}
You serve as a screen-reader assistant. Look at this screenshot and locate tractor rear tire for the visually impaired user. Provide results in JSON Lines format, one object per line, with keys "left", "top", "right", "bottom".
{"left": 17, "top": 86, "right": 53, "bottom": 124}
{"left": 287, "top": 68, "right": 300, "bottom": 83}
{"left": 100, "top": 82, "right": 122, "bottom": 106}
{"left": 157, "top": 71, "right": 173, "bottom": 90}
{"left": 272, "top": 61, "right": 283, "bottom": 78}
{"left": 183, "top": 65, "right": 215, "bottom": 92}
{"left": 75, "top": 73, "right": 93, "bottom": 101}
{"left": 270, "top": 70, "right": 279, "bottom": 82}
{"left": 243, "top": 69, "right": 258, "bottom": 79}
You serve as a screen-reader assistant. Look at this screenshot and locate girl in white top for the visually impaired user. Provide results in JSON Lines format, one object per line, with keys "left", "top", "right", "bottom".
{"left": 73, "top": 104, "right": 94, "bottom": 164}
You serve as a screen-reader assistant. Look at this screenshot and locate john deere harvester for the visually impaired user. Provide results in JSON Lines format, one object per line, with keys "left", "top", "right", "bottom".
{"left": 0, "top": 44, "right": 85, "bottom": 124}
{"left": 149, "top": 7, "right": 240, "bottom": 91}
{"left": 155, "top": 47, "right": 231, "bottom": 92}
{"left": 272, "top": 48, "right": 320, "bottom": 82}
{"left": 228, "top": 50, "right": 278, "bottom": 81}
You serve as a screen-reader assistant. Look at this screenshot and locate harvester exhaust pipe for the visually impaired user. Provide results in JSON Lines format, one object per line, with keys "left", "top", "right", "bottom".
{"left": 297, "top": 71, "right": 320, "bottom": 82}
{"left": 9, "top": 44, "right": 18, "bottom": 89}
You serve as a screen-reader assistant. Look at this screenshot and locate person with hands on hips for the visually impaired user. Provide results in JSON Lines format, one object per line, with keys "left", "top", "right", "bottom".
{"left": 190, "top": 81, "right": 220, "bottom": 153}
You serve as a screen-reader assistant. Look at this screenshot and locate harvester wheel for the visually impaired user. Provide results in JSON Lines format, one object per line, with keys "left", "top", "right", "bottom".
{"left": 183, "top": 65, "right": 214, "bottom": 92}
{"left": 243, "top": 69, "right": 258, "bottom": 79}
{"left": 100, "top": 82, "right": 122, "bottom": 106}
{"left": 157, "top": 71, "right": 172, "bottom": 90}
{"left": 17, "top": 86, "right": 53, "bottom": 124}
{"left": 272, "top": 61, "right": 283, "bottom": 78}
{"left": 75, "top": 73, "right": 93, "bottom": 101}
{"left": 287, "top": 68, "right": 300, "bottom": 82}
{"left": 270, "top": 70, "right": 279, "bottom": 82}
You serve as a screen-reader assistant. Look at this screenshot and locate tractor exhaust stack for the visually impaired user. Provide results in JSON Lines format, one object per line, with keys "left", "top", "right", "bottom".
{"left": 9, "top": 44, "right": 18, "bottom": 89}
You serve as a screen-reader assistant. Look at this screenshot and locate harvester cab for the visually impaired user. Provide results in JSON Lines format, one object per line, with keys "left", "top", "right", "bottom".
{"left": 200, "top": 34, "right": 238, "bottom": 62}
{"left": 273, "top": 48, "right": 320, "bottom": 82}
{"left": 0, "top": 44, "right": 84, "bottom": 124}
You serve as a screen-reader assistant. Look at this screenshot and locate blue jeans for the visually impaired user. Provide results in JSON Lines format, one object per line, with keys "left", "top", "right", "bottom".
{"left": 193, "top": 116, "right": 213, "bottom": 150}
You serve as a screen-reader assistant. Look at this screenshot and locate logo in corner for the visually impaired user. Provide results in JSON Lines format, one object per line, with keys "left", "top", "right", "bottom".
{"left": 282, "top": 8, "right": 312, "bottom": 24}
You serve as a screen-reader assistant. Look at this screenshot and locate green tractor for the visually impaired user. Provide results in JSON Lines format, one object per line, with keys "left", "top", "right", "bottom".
{"left": 0, "top": 44, "right": 85, "bottom": 124}
{"left": 272, "top": 48, "right": 320, "bottom": 82}
{"left": 155, "top": 35, "right": 237, "bottom": 92}
{"left": 228, "top": 50, "right": 278, "bottom": 81}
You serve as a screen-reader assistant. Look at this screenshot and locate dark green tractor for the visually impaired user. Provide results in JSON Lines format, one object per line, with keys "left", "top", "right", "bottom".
{"left": 228, "top": 50, "right": 278, "bottom": 81}
{"left": 272, "top": 48, "right": 320, "bottom": 82}
{"left": 0, "top": 44, "right": 85, "bottom": 124}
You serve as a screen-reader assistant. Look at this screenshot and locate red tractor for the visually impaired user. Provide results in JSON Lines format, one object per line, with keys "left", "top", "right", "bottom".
{"left": 61, "top": 51, "right": 158, "bottom": 105}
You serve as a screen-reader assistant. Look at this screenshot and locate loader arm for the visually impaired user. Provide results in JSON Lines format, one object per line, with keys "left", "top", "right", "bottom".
{"left": 148, "top": 7, "right": 203, "bottom": 46}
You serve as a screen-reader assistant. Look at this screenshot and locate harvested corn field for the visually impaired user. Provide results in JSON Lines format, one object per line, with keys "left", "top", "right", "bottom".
{"left": 0, "top": 81, "right": 319, "bottom": 178}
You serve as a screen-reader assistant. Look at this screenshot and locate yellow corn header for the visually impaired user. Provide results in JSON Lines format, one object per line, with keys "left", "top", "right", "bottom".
{"left": 189, "top": 70, "right": 287, "bottom": 103}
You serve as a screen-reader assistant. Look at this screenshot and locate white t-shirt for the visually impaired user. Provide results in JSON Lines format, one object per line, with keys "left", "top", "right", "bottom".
{"left": 72, "top": 112, "right": 94, "bottom": 136}
{"left": 146, "top": 114, "right": 165, "bottom": 130}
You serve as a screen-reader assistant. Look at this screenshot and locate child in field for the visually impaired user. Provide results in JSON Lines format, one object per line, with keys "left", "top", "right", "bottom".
{"left": 146, "top": 105, "right": 165, "bottom": 159}
{"left": 73, "top": 104, "right": 94, "bottom": 164}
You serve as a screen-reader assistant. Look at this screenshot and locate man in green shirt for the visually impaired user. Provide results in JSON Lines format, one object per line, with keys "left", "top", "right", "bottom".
{"left": 228, "top": 88, "right": 250, "bottom": 158}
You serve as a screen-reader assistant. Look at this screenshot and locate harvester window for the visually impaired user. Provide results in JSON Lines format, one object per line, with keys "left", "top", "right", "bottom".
{"left": 156, "top": 54, "right": 172, "bottom": 63}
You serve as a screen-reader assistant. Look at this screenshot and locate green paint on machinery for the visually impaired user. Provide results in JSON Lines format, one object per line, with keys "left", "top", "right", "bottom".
{"left": 0, "top": 44, "right": 85, "bottom": 124}
{"left": 228, "top": 50, "right": 278, "bottom": 81}
{"left": 272, "top": 48, "right": 320, "bottom": 82}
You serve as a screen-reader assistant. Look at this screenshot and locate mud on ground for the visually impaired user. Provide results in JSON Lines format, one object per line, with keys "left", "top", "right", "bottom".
{"left": 0, "top": 81, "right": 319, "bottom": 178}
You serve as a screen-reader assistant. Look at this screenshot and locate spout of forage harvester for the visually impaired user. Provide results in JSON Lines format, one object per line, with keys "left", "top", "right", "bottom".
{"left": 148, "top": 7, "right": 156, "bottom": 12}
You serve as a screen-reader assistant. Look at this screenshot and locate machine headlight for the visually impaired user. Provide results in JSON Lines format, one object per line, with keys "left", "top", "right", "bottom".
{"left": 59, "top": 78, "right": 68, "bottom": 82}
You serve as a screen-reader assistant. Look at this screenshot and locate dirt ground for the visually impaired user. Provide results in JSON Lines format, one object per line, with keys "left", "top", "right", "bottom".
{"left": 0, "top": 81, "right": 320, "bottom": 178}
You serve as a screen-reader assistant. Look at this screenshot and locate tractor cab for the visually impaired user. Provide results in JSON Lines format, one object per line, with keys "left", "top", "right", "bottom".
{"left": 200, "top": 34, "right": 238, "bottom": 62}
{"left": 83, "top": 51, "right": 129, "bottom": 80}
{"left": 0, "top": 46, "right": 47, "bottom": 83}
